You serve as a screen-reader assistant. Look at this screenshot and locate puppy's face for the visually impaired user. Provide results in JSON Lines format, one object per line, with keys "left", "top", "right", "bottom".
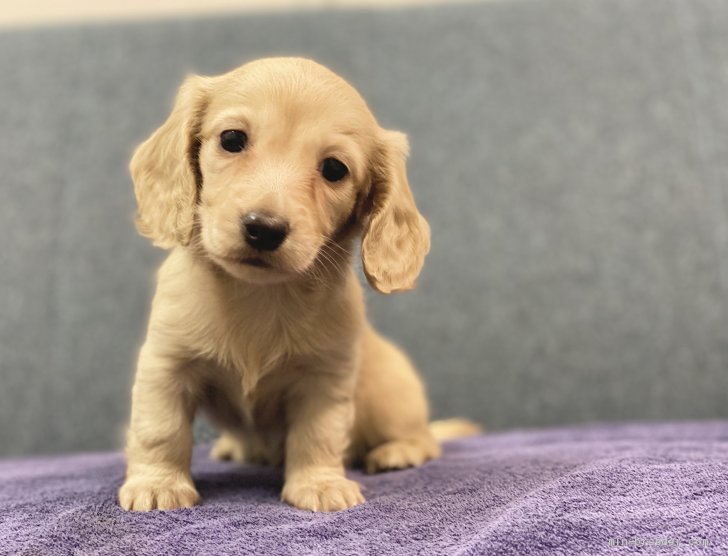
{"left": 131, "top": 57, "right": 430, "bottom": 293}
{"left": 196, "top": 60, "right": 377, "bottom": 284}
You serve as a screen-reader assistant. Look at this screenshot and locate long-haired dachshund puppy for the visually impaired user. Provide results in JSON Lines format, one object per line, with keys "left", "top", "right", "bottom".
{"left": 119, "top": 57, "right": 478, "bottom": 512}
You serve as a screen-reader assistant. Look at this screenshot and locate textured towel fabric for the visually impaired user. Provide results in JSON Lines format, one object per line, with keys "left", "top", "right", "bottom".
{"left": 1, "top": 421, "right": 726, "bottom": 555}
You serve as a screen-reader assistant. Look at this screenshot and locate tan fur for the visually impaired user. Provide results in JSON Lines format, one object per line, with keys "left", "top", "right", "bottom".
{"left": 429, "top": 419, "right": 483, "bottom": 441}
{"left": 119, "top": 57, "right": 475, "bottom": 513}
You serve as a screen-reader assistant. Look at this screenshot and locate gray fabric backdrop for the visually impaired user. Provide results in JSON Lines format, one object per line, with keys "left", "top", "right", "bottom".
{"left": 2, "top": 0, "right": 727, "bottom": 456}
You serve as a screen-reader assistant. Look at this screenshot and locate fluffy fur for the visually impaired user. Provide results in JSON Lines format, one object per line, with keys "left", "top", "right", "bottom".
{"left": 119, "top": 57, "right": 478, "bottom": 513}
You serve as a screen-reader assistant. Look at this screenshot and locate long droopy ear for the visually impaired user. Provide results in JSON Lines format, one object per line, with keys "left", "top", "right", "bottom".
{"left": 361, "top": 130, "right": 431, "bottom": 294}
{"left": 130, "top": 75, "right": 210, "bottom": 248}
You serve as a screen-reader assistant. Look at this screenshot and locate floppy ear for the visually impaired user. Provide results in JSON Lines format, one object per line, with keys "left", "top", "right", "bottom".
{"left": 130, "top": 75, "right": 210, "bottom": 248}
{"left": 361, "top": 130, "right": 431, "bottom": 294}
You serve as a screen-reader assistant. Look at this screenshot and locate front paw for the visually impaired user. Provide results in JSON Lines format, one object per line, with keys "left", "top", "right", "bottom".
{"left": 119, "top": 474, "right": 200, "bottom": 511}
{"left": 282, "top": 473, "right": 364, "bottom": 512}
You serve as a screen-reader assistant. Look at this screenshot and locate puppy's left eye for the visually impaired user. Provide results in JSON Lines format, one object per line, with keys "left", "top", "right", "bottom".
{"left": 220, "top": 130, "right": 248, "bottom": 153}
{"left": 321, "top": 158, "right": 349, "bottom": 182}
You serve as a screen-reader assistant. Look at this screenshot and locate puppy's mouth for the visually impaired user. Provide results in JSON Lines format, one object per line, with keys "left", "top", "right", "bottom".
{"left": 210, "top": 250, "right": 299, "bottom": 284}
{"left": 220, "top": 254, "right": 277, "bottom": 271}
{"left": 239, "top": 257, "right": 270, "bottom": 268}
{"left": 206, "top": 240, "right": 319, "bottom": 284}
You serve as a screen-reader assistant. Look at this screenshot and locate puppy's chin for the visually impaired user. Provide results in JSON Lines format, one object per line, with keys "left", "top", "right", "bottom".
{"left": 202, "top": 236, "right": 322, "bottom": 286}
{"left": 212, "top": 256, "right": 295, "bottom": 285}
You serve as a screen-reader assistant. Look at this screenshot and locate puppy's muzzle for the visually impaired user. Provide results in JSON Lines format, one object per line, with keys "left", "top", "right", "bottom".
{"left": 242, "top": 212, "right": 290, "bottom": 252}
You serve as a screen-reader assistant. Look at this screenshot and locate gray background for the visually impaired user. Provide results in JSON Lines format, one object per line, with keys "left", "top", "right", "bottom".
{"left": 1, "top": 0, "right": 727, "bottom": 456}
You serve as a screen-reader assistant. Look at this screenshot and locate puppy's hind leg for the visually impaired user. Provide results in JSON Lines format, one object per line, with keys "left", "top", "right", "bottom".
{"left": 365, "top": 419, "right": 483, "bottom": 473}
{"left": 352, "top": 328, "right": 441, "bottom": 474}
{"left": 210, "top": 431, "right": 247, "bottom": 463}
{"left": 210, "top": 430, "right": 274, "bottom": 466}
{"left": 364, "top": 436, "right": 440, "bottom": 474}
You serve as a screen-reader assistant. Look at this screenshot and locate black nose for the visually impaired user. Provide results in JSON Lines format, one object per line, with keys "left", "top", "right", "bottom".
{"left": 242, "top": 212, "right": 289, "bottom": 251}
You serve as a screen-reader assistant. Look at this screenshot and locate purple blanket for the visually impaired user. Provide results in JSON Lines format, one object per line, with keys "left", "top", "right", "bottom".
{"left": 1, "top": 421, "right": 726, "bottom": 555}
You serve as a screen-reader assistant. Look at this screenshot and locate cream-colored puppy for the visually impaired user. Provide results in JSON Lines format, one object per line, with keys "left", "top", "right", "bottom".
{"left": 119, "top": 57, "right": 476, "bottom": 513}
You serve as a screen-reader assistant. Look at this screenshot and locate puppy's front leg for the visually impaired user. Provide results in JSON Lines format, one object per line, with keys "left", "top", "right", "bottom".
{"left": 119, "top": 344, "right": 199, "bottom": 511}
{"left": 282, "top": 371, "right": 364, "bottom": 512}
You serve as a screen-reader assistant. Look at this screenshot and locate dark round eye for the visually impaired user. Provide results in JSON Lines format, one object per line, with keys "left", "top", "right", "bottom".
{"left": 321, "top": 157, "right": 349, "bottom": 182}
{"left": 220, "top": 130, "right": 247, "bottom": 153}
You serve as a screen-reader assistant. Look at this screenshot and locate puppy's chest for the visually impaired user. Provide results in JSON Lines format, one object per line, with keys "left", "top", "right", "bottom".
{"left": 205, "top": 296, "right": 334, "bottom": 391}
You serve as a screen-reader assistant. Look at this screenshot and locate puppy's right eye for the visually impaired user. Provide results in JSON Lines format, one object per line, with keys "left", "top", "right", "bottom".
{"left": 321, "top": 157, "right": 349, "bottom": 182}
{"left": 220, "top": 130, "right": 248, "bottom": 153}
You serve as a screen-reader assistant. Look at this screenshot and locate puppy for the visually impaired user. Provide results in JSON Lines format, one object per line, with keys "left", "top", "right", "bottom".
{"left": 119, "top": 57, "right": 477, "bottom": 513}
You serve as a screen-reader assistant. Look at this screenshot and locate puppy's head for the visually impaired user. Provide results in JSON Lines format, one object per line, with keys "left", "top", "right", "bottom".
{"left": 131, "top": 57, "right": 429, "bottom": 293}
